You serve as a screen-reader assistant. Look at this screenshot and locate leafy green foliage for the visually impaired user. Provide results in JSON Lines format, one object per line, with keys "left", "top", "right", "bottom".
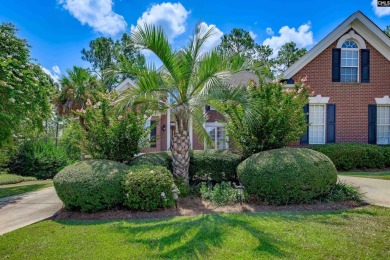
{"left": 319, "top": 181, "right": 363, "bottom": 203}
{"left": 128, "top": 152, "right": 172, "bottom": 170}
{"left": 123, "top": 166, "right": 175, "bottom": 211}
{"left": 200, "top": 182, "right": 242, "bottom": 205}
{"left": 0, "top": 23, "right": 54, "bottom": 145}
{"left": 54, "top": 160, "right": 130, "bottom": 212}
{"left": 8, "top": 139, "right": 73, "bottom": 179}
{"left": 214, "top": 82, "right": 308, "bottom": 158}
{"left": 189, "top": 150, "right": 242, "bottom": 183}
{"left": 58, "top": 121, "right": 86, "bottom": 161}
{"left": 237, "top": 148, "right": 337, "bottom": 205}
{"left": 384, "top": 25, "right": 390, "bottom": 37}
{"left": 84, "top": 92, "right": 147, "bottom": 162}
{"left": 0, "top": 174, "right": 36, "bottom": 185}
{"left": 310, "top": 143, "right": 386, "bottom": 171}
{"left": 276, "top": 42, "right": 307, "bottom": 71}
{"left": 82, "top": 34, "right": 146, "bottom": 90}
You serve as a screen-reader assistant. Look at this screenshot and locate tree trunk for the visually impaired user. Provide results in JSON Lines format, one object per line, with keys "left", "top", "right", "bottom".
{"left": 171, "top": 130, "right": 190, "bottom": 183}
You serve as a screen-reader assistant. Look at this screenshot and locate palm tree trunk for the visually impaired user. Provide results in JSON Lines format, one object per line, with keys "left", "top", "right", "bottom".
{"left": 171, "top": 130, "right": 190, "bottom": 183}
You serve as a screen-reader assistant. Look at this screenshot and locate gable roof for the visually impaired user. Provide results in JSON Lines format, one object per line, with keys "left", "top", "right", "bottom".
{"left": 283, "top": 11, "right": 390, "bottom": 80}
{"left": 115, "top": 78, "right": 137, "bottom": 93}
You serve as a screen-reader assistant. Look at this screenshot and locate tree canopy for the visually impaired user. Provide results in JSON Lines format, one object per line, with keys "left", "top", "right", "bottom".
{"left": 0, "top": 23, "right": 54, "bottom": 145}
{"left": 276, "top": 42, "right": 307, "bottom": 72}
{"left": 81, "top": 34, "right": 146, "bottom": 91}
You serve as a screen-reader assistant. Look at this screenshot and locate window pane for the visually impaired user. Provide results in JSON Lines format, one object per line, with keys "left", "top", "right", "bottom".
{"left": 205, "top": 126, "right": 216, "bottom": 149}
{"left": 377, "top": 107, "right": 390, "bottom": 144}
{"left": 309, "top": 105, "right": 325, "bottom": 144}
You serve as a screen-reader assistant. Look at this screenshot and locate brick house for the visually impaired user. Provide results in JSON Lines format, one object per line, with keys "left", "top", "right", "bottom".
{"left": 116, "top": 10, "right": 390, "bottom": 151}
{"left": 283, "top": 11, "right": 390, "bottom": 145}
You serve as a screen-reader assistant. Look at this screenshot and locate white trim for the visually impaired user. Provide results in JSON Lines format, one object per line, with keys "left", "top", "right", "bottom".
{"left": 375, "top": 95, "right": 390, "bottom": 105}
{"left": 189, "top": 117, "right": 193, "bottom": 150}
{"left": 204, "top": 122, "right": 229, "bottom": 150}
{"left": 284, "top": 84, "right": 295, "bottom": 88}
{"left": 166, "top": 108, "right": 171, "bottom": 150}
{"left": 309, "top": 104, "right": 327, "bottom": 145}
{"left": 336, "top": 30, "right": 366, "bottom": 49}
{"left": 115, "top": 78, "right": 137, "bottom": 92}
{"left": 284, "top": 11, "right": 390, "bottom": 79}
{"left": 309, "top": 95, "right": 330, "bottom": 104}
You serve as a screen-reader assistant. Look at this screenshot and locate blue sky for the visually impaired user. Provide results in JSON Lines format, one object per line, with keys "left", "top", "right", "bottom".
{"left": 1, "top": 0, "right": 390, "bottom": 81}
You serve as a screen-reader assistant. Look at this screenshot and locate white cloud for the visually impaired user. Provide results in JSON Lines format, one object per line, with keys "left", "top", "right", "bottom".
{"left": 249, "top": 30, "right": 257, "bottom": 40}
{"left": 58, "top": 0, "right": 127, "bottom": 36}
{"left": 371, "top": 0, "right": 390, "bottom": 17}
{"left": 41, "top": 66, "right": 61, "bottom": 83}
{"left": 52, "top": 65, "right": 61, "bottom": 74}
{"left": 198, "top": 22, "right": 224, "bottom": 54}
{"left": 131, "top": 2, "right": 190, "bottom": 41}
{"left": 262, "top": 23, "right": 314, "bottom": 57}
{"left": 265, "top": 27, "right": 274, "bottom": 35}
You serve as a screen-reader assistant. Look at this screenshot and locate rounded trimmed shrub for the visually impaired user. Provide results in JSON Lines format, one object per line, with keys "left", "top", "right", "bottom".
{"left": 237, "top": 148, "right": 337, "bottom": 204}
{"left": 53, "top": 159, "right": 130, "bottom": 212}
{"left": 128, "top": 152, "right": 172, "bottom": 171}
{"left": 189, "top": 150, "right": 242, "bottom": 183}
{"left": 310, "top": 143, "right": 385, "bottom": 171}
{"left": 123, "top": 166, "right": 175, "bottom": 211}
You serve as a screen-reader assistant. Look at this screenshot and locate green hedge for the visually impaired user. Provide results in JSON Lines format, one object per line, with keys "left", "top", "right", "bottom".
{"left": 123, "top": 166, "right": 175, "bottom": 211}
{"left": 128, "top": 150, "right": 242, "bottom": 183}
{"left": 237, "top": 148, "right": 337, "bottom": 205}
{"left": 128, "top": 152, "right": 172, "bottom": 171}
{"left": 0, "top": 174, "right": 37, "bottom": 185}
{"left": 189, "top": 150, "right": 242, "bottom": 183}
{"left": 309, "top": 143, "right": 386, "bottom": 171}
{"left": 54, "top": 160, "right": 130, "bottom": 212}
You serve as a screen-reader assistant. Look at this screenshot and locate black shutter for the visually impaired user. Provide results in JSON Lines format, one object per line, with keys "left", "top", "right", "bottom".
{"left": 361, "top": 49, "right": 370, "bottom": 83}
{"left": 150, "top": 120, "right": 157, "bottom": 148}
{"left": 332, "top": 48, "right": 341, "bottom": 82}
{"left": 327, "top": 104, "right": 336, "bottom": 143}
{"left": 368, "top": 105, "right": 377, "bottom": 144}
{"left": 205, "top": 105, "right": 211, "bottom": 112}
{"left": 300, "top": 104, "right": 309, "bottom": 144}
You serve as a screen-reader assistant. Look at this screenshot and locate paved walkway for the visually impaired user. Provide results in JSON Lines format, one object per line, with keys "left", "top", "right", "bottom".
{"left": 338, "top": 176, "right": 390, "bottom": 207}
{"left": 0, "top": 187, "right": 62, "bottom": 235}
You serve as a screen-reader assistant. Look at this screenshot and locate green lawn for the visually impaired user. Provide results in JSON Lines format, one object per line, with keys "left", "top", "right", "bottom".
{"left": 338, "top": 171, "right": 390, "bottom": 180}
{"left": 0, "top": 180, "right": 53, "bottom": 199}
{"left": 0, "top": 206, "right": 389, "bottom": 259}
{"left": 0, "top": 174, "right": 37, "bottom": 185}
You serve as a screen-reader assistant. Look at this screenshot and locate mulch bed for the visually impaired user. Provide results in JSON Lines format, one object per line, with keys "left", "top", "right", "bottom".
{"left": 51, "top": 198, "right": 365, "bottom": 221}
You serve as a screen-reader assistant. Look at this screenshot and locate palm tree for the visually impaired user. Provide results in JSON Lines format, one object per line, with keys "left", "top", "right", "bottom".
{"left": 56, "top": 66, "right": 101, "bottom": 129}
{"left": 109, "top": 24, "right": 245, "bottom": 182}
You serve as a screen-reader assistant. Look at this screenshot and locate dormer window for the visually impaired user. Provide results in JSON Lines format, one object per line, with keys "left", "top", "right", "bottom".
{"left": 341, "top": 40, "right": 359, "bottom": 82}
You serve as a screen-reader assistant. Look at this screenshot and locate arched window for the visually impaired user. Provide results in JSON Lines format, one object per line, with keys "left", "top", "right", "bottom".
{"left": 340, "top": 40, "right": 359, "bottom": 82}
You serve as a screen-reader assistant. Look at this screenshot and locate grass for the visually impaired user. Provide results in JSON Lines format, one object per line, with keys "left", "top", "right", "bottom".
{"left": 338, "top": 171, "right": 390, "bottom": 180}
{"left": 0, "top": 180, "right": 53, "bottom": 199}
{"left": 0, "top": 173, "right": 37, "bottom": 185}
{"left": 0, "top": 206, "right": 389, "bottom": 259}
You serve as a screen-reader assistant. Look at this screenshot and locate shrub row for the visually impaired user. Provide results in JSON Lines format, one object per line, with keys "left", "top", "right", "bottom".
{"left": 54, "top": 160, "right": 176, "bottom": 212}
{"left": 309, "top": 143, "right": 390, "bottom": 171}
{"left": 129, "top": 150, "right": 242, "bottom": 183}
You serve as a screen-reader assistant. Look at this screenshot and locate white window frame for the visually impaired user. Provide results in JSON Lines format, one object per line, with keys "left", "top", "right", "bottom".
{"left": 340, "top": 40, "right": 359, "bottom": 83}
{"left": 308, "top": 95, "right": 330, "bottom": 145}
{"left": 204, "top": 122, "right": 229, "bottom": 150}
{"left": 309, "top": 104, "right": 326, "bottom": 145}
{"left": 377, "top": 106, "right": 390, "bottom": 145}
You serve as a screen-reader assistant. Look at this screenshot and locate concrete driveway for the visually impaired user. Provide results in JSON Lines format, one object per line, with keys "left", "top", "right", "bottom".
{"left": 338, "top": 176, "right": 390, "bottom": 207}
{"left": 0, "top": 187, "right": 62, "bottom": 235}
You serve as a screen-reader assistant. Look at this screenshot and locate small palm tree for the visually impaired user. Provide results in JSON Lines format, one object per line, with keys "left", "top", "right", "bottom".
{"left": 56, "top": 66, "right": 101, "bottom": 129}
{"left": 109, "top": 24, "right": 244, "bottom": 182}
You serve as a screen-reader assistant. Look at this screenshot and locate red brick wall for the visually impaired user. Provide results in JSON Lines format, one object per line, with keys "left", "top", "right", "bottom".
{"left": 293, "top": 31, "right": 390, "bottom": 143}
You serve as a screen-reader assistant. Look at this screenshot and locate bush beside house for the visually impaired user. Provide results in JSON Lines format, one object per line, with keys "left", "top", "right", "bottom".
{"left": 123, "top": 166, "right": 176, "bottom": 211}
{"left": 309, "top": 143, "right": 387, "bottom": 171}
{"left": 237, "top": 148, "right": 337, "bottom": 204}
{"left": 54, "top": 160, "right": 130, "bottom": 212}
